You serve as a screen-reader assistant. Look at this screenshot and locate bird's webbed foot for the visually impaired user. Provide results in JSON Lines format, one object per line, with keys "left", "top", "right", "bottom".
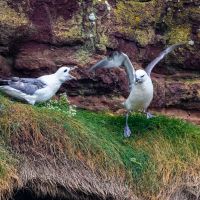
{"left": 146, "top": 112, "right": 154, "bottom": 119}
{"left": 124, "top": 124, "right": 131, "bottom": 138}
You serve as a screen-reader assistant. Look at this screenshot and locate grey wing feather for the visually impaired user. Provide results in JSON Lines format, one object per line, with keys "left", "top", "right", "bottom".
{"left": 89, "top": 58, "right": 113, "bottom": 71}
{"left": 122, "top": 54, "right": 136, "bottom": 88}
{"left": 89, "top": 52, "right": 122, "bottom": 71}
{"left": 145, "top": 43, "right": 184, "bottom": 76}
{"left": 89, "top": 51, "right": 136, "bottom": 89}
{"left": 0, "top": 77, "right": 46, "bottom": 95}
{"left": 19, "top": 78, "right": 46, "bottom": 88}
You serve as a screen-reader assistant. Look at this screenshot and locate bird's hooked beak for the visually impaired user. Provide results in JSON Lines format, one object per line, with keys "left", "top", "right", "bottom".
{"left": 135, "top": 77, "right": 142, "bottom": 84}
{"left": 68, "top": 66, "right": 78, "bottom": 80}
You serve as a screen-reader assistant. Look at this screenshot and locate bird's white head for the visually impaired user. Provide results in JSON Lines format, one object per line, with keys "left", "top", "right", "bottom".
{"left": 55, "top": 66, "right": 77, "bottom": 83}
{"left": 135, "top": 69, "right": 148, "bottom": 84}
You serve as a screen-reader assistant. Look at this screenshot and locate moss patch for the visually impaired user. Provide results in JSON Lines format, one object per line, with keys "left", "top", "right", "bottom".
{"left": 53, "top": 16, "right": 83, "bottom": 43}
{"left": 74, "top": 49, "right": 92, "bottom": 65}
{"left": 133, "top": 28, "right": 155, "bottom": 46}
{"left": 114, "top": 1, "right": 163, "bottom": 38}
{"left": 166, "top": 26, "right": 191, "bottom": 44}
{"left": 0, "top": 0, "right": 28, "bottom": 27}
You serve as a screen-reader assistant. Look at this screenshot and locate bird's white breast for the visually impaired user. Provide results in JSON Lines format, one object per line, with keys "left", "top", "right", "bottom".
{"left": 124, "top": 77, "right": 153, "bottom": 111}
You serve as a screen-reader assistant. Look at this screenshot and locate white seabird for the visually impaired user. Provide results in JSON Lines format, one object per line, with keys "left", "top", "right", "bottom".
{"left": 89, "top": 43, "right": 184, "bottom": 137}
{"left": 0, "top": 66, "right": 76, "bottom": 105}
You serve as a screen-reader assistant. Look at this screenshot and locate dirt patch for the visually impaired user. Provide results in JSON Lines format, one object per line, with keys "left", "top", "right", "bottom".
{"left": 152, "top": 108, "right": 200, "bottom": 125}
{"left": 69, "top": 95, "right": 200, "bottom": 125}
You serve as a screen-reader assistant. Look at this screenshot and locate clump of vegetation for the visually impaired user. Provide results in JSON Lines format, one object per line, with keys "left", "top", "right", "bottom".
{"left": 53, "top": 16, "right": 83, "bottom": 43}
{"left": 38, "top": 93, "right": 77, "bottom": 117}
{"left": 133, "top": 28, "right": 155, "bottom": 47}
{"left": 74, "top": 49, "right": 92, "bottom": 65}
{"left": 167, "top": 26, "right": 191, "bottom": 44}
{"left": 114, "top": 1, "right": 163, "bottom": 38}
{"left": 0, "top": 0, "right": 28, "bottom": 27}
{"left": 0, "top": 93, "right": 200, "bottom": 199}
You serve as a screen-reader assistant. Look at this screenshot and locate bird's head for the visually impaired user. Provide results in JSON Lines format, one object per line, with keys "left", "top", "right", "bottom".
{"left": 135, "top": 69, "right": 148, "bottom": 84}
{"left": 55, "top": 66, "right": 77, "bottom": 83}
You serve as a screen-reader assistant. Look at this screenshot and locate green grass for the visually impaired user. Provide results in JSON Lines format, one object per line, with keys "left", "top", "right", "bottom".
{"left": 0, "top": 94, "right": 200, "bottom": 199}
{"left": 73, "top": 110, "right": 200, "bottom": 197}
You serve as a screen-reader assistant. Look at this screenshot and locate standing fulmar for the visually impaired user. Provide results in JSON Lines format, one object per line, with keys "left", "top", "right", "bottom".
{"left": 89, "top": 43, "right": 184, "bottom": 137}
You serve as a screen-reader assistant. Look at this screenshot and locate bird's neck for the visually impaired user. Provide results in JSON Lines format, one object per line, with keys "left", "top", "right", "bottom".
{"left": 39, "top": 74, "right": 62, "bottom": 87}
{"left": 135, "top": 77, "right": 152, "bottom": 89}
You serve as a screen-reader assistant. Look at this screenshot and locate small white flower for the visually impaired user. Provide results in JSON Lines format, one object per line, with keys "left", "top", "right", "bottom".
{"left": 44, "top": 93, "right": 76, "bottom": 116}
{"left": 105, "top": 0, "right": 111, "bottom": 11}
{"left": 167, "top": 7, "right": 171, "bottom": 11}
{"left": 188, "top": 40, "right": 194, "bottom": 46}
{"left": 89, "top": 13, "right": 96, "bottom": 21}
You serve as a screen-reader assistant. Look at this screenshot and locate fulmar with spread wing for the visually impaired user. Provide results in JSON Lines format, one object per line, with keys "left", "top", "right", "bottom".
{"left": 90, "top": 43, "right": 184, "bottom": 137}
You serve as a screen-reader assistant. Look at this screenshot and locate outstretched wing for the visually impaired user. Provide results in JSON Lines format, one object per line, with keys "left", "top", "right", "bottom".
{"left": 145, "top": 43, "right": 184, "bottom": 76}
{"left": 0, "top": 77, "right": 46, "bottom": 95}
{"left": 89, "top": 51, "right": 136, "bottom": 89}
{"left": 89, "top": 52, "right": 124, "bottom": 71}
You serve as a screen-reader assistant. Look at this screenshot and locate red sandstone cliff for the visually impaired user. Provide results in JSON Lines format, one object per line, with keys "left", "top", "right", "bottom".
{"left": 0, "top": 0, "right": 199, "bottom": 123}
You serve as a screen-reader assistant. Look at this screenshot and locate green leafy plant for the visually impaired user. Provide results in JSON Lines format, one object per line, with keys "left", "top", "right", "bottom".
{"left": 37, "top": 93, "right": 77, "bottom": 117}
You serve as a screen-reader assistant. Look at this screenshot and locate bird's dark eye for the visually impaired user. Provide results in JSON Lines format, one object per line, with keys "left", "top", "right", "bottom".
{"left": 64, "top": 69, "right": 68, "bottom": 73}
{"left": 141, "top": 75, "right": 144, "bottom": 78}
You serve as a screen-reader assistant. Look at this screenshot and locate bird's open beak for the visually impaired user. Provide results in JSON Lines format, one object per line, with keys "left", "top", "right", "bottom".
{"left": 70, "top": 66, "right": 78, "bottom": 71}
{"left": 68, "top": 66, "right": 78, "bottom": 80}
{"left": 135, "top": 78, "right": 142, "bottom": 84}
{"left": 68, "top": 74, "right": 77, "bottom": 80}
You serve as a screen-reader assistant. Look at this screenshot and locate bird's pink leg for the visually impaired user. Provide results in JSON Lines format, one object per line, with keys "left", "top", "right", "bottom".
{"left": 124, "top": 112, "right": 131, "bottom": 137}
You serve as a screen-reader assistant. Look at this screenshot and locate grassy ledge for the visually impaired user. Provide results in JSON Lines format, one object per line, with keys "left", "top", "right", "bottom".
{"left": 0, "top": 94, "right": 200, "bottom": 199}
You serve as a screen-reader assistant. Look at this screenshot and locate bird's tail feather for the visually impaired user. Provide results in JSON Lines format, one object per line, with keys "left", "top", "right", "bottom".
{"left": 0, "top": 79, "right": 9, "bottom": 86}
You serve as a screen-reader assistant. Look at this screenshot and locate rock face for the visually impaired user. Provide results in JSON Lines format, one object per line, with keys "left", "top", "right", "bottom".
{"left": 0, "top": 0, "right": 199, "bottom": 122}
